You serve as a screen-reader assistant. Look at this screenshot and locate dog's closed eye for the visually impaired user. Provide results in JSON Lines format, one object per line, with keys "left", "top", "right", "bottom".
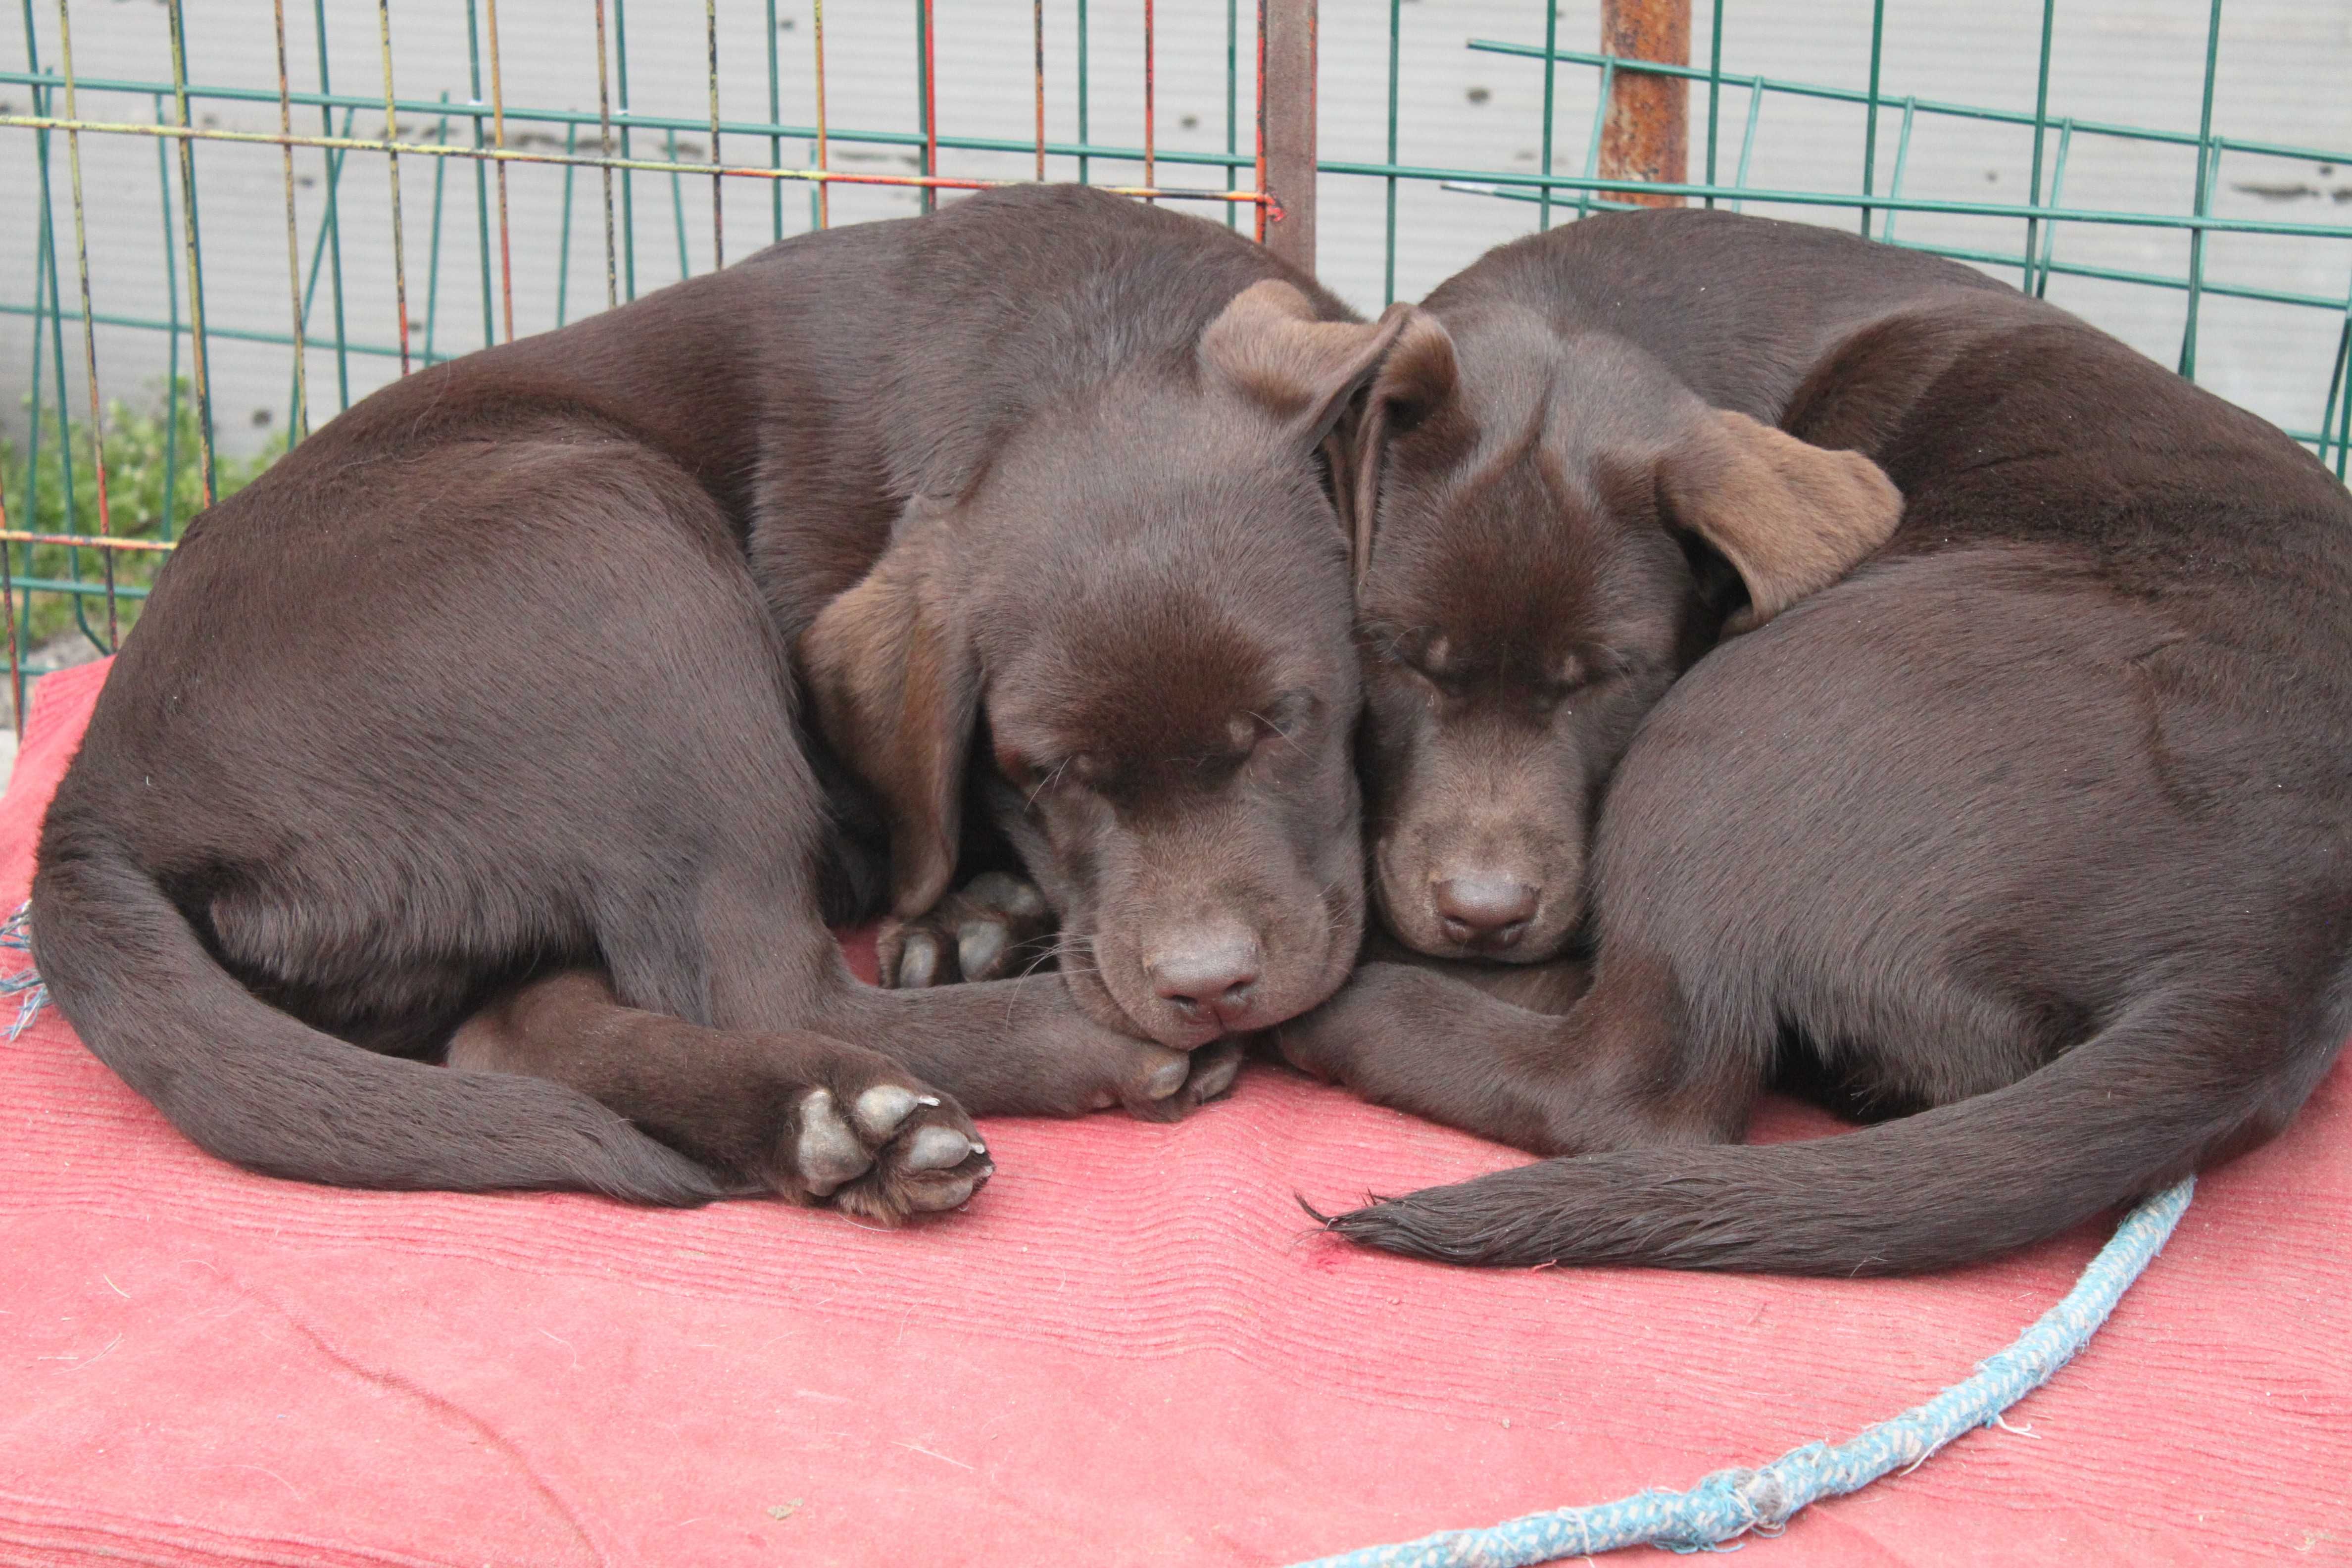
{"left": 1399, "top": 660, "right": 1461, "bottom": 697}
{"left": 1250, "top": 689, "right": 1316, "bottom": 740}
{"left": 1536, "top": 646, "right": 1638, "bottom": 698}
{"left": 1370, "top": 632, "right": 1464, "bottom": 694}
{"left": 1528, "top": 658, "right": 1588, "bottom": 708}
{"left": 994, "top": 750, "right": 1077, "bottom": 808}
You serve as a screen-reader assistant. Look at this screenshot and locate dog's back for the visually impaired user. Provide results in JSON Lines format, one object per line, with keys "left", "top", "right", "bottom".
{"left": 1427, "top": 209, "right": 2352, "bottom": 793}
{"left": 1303, "top": 209, "right": 2352, "bottom": 1273}
{"left": 241, "top": 185, "right": 1344, "bottom": 642}
{"left": 1424, "top": 207, "right": 2013, "bottom": 420}
{"left": 1534, "top": 211, "right": 2352, "bottom": 778}
{"left": 29, "top": 185, "right": 1382, "bottom": 1202}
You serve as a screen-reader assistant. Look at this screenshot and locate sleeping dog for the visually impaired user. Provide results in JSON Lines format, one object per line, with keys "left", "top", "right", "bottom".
{"left": 33, "top": 185, "right": 1402, "bottom": 1220}
{"left": 1279, "top": 208, "right": 2352, "bottom": 1273}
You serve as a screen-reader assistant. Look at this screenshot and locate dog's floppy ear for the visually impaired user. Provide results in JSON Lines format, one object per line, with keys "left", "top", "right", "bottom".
{"left": 1345, "top": 309, "right": 1459, "bottom": 590}
{"left": 1200, "top": 280, "right": 1416, "bottom": 451}
{"left": 798, "top": 513, "right": 977, "bottom": 919}
{"left": 1658, "top": 408, "right": 1903, "bottom": 634}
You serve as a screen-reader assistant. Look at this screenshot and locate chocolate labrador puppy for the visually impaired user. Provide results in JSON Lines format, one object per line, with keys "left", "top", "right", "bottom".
{"left": 33, "top": 185, "right": 1401, "bottom": 1219}
{"left": 1280, "top": 209, "right": 2352, "bottom": 1273}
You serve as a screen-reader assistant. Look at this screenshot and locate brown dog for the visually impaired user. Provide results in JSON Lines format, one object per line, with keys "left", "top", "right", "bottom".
{"left": 32, "top": 185, "right": 1402, "bottom": 1219}
{"left": 1278, "top": 208, "right": 2352, "bottom": 1273}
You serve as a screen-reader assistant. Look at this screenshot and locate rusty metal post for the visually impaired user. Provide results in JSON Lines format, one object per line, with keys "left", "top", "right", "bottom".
{"left": 1258, "top": 0, "right": 1317, "bottom": 272}
{"left": 1600, "top": 0, "right": 1689, "bottom": 207}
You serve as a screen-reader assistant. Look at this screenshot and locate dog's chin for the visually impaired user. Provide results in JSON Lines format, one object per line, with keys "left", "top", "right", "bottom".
{"left": 1062, "top": 907, "right": 1363, "bottom": 1052}
{"left": 1369, "top": 865, "right": 1580, "bottom": 965}
{"left": 1366, "top": 862, "right": 1445, "bottom": 959}
{"left": 1303, "top": 876, "right": 1367, "bottom": 1014}
{"left": 1055, "top": 941, "right": 1211, "bottom": 1051}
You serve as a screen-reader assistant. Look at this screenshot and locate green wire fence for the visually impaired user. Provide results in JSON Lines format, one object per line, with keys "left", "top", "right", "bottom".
{"left": 3, "top": 1, "right": 2349, "bottom": 730}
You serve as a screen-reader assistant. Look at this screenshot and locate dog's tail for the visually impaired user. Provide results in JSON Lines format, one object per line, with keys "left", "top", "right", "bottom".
{"left": 28, "top": 824, "right": 727, "bottom": 1203}
{"left": 1324, "top": 980, "right": 2348, "bottom": 1275}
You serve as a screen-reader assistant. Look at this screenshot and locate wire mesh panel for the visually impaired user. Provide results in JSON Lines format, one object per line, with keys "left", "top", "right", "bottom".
{"left": 0, "top": 0, "right": 1310, "bottom": 724}
{"left": 1314, "top": 0, "right": 2352, "bottom": 464}
{"left": 4, "top": 1, "right": 2349, "bottom": 737}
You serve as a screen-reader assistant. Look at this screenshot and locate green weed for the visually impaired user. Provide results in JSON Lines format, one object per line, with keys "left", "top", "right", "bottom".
{"left": 0, "top": 380, "right": 281, "bottom": 649}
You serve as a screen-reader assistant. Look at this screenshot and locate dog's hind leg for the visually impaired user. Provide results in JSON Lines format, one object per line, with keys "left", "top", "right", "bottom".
{"left": 653, "top": 849, "right": 1221, "bottom": 1123}
{"left": 559, "top": 759, "right": 1213, "bottom": 1125}
{"left": 448, "top": 972, "right": 994, "bottom": 1222}
{"left": 538, "top": 564, "right": 1224, "bottom": 1129}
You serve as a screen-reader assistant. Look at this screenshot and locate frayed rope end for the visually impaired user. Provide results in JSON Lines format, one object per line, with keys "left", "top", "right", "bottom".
{"left": 0, "top": 900, "right": 48, "bottom": 1038}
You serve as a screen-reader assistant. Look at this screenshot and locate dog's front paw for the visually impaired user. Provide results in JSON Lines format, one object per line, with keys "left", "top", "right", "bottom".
{"left": 778, "top": 1072, "right": 994, "bottom": 1224}
{"left": 1114, "top": 1036, "right": 1248, "bottom": 1123}
{"left": 1005, "top": 1018, "right": 1246, "bottom": 1125}
{"left": 879, "top": 872, "right": 1057, "bottom": 987}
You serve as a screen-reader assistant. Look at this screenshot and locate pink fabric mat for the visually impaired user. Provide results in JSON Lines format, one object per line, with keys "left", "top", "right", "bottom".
{"left": 0, "top": 657, "right": 2344, "bottom": 1568}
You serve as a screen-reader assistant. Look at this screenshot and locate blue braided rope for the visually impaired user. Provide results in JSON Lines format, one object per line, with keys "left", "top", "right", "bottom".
{"left": 1292, "top": 1178, "right": 2196, "bottom": 1568}
{"left": 0, "top": 900, "right": 47, "bottom": 1039}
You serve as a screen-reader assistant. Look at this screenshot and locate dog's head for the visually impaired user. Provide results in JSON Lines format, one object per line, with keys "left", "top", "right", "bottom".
{"left": 1347, "top": 301, "right": 1902, "bottom": 961}
{"left": 804, "top": 281, "right": 1410, "bottom": 1050}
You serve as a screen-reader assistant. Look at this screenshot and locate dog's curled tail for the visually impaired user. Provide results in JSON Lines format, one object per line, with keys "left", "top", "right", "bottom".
{"left": 28, "top": 825, "right": 726, "bottom": 1204}
{"left": 1324, "top": 980, "right": 2348, "bottom": 1275}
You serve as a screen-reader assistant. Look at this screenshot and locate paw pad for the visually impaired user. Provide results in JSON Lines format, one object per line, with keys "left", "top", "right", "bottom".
{"left": 794, "top": 1088, "right": 871, "bottom": 1197}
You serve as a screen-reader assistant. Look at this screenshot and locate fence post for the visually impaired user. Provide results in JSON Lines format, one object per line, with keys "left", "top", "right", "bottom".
{"left": 1259, "top": 0, "right": 1317, "bottom": 272}
{"left": 1601, "top": 0, "right": 1690, "bottom": 206}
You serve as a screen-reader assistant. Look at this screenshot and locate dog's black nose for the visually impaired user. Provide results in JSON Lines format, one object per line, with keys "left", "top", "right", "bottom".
{"left": 1434, "top": 879, "right": 1538, "bottom": 949}
{"left": 1148, "top": 931, "right": 1264, "bottom": 1027}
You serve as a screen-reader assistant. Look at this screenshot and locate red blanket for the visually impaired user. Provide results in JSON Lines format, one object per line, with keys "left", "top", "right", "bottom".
{"left": 0, "top": 658, "right": 2343, "bottom": 1567}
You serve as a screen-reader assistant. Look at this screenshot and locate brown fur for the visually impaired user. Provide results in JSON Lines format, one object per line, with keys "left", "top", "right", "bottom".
{"left": 30, "top": 186, "right": 1403, "bottom": 1215}
{"left": 1280, "top": 209, "right": 2352, "bottom": 1274}
{"left": 1661, "top": 409, "right": 1903, "bottom": 633}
